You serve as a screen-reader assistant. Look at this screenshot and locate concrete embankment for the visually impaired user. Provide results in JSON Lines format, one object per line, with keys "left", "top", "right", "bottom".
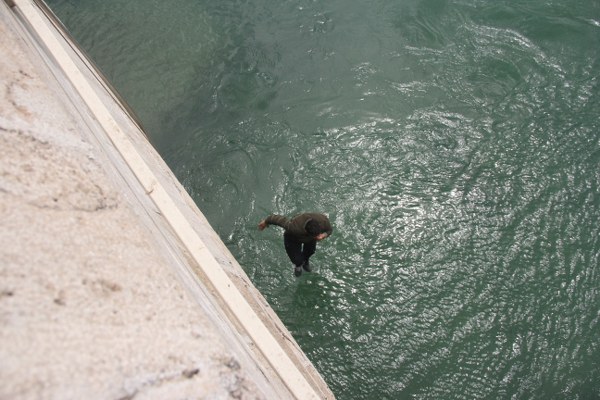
{"left": 0, "top": 0, "right": 334, "bottom": 398}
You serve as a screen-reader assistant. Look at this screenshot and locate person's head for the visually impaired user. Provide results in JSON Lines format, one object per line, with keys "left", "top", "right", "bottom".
{"left": 304, "top": 219, "right": 322, "bottom": 236}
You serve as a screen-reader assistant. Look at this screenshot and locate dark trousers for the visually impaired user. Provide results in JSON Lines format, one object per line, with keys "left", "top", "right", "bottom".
{"left": 284, "top": 233, "right": 316, "bottom": 267}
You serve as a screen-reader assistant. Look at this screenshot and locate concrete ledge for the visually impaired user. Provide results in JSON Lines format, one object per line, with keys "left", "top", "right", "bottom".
{"left": 0, "top": 0, "right": 334, "bottom": 398}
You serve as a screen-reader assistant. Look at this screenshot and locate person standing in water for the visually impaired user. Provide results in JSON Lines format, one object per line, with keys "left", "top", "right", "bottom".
{"left": 258, "top": 213, "right": 333, "bottom": 277}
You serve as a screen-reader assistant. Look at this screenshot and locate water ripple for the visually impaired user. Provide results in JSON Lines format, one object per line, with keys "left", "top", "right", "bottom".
{"left": 48, "top": 0, "right": 600, "bottom": 398}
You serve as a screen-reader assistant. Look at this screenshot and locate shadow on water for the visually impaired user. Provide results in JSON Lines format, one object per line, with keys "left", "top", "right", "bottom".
{"left": 292, "top": 274, "right": 336, "bottom": 309}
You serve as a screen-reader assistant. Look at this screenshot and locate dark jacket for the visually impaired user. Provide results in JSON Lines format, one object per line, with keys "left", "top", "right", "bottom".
{"left": 265, "top": 213, "right": 333, "bottom": 243}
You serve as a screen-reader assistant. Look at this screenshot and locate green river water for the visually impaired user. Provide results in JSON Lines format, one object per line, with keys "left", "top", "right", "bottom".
{"left": 47, "top": 0, "right": 599, "bottom": 398}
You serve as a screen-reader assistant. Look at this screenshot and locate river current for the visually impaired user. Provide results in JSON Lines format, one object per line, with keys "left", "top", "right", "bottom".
{"left": 47, "top": 0, "right": 600, "bottom": 398}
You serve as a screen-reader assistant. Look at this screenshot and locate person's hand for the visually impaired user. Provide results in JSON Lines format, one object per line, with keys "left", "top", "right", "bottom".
{"left": 315, "top": 232, "right": 328, "bottom": 241}
{"left": 258, "top": 220, "right": 268, "bottom": 231}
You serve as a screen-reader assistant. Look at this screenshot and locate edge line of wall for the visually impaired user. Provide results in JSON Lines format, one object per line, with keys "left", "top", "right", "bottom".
{"left": 7, "top": 1, "right": 325, "bottom": 398}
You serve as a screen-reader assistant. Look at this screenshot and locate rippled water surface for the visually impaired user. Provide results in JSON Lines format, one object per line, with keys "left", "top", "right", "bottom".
{"left": 48, "top": 0, "right": 600, "bottom": 398}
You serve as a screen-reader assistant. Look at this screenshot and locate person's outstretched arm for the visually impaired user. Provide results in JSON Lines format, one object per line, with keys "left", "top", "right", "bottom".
{"left": 258, "top": 214, "right": 289, "bottom": 230}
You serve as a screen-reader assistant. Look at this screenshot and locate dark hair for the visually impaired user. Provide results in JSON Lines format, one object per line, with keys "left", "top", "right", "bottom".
{"left": 305, "top": 219, "right": 321, "bottom": 236}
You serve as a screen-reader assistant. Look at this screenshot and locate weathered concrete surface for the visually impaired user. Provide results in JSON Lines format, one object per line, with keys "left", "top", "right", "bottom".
{"left": 0, "top": 3, "right": 301, "bottom": 399}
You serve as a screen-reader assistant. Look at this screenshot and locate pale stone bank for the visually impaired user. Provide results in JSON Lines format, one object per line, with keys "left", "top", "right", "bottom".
{"left": 0, "top": 1, "right": 334, "bottom": 399}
